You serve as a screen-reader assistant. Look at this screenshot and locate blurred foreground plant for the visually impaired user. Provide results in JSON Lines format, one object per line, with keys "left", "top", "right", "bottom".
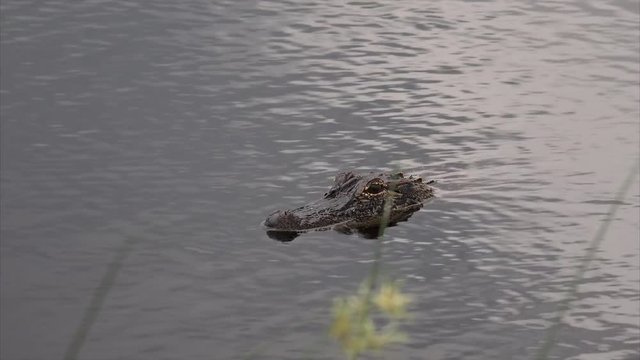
{"left": 330, "top": 281, "right": 410, "bottom": 359}
{"left": 329, "top": 181, "right": 412, "bottom": 359}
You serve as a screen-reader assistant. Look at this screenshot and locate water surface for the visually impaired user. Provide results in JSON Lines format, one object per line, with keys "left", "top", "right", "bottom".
{"left": 1, "top": 1, "right": 639, "bottom": 359}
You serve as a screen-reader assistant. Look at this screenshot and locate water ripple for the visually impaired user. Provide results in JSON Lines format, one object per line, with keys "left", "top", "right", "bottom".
{"left": 1, "top": 0, "right": 638, "bottom": 359}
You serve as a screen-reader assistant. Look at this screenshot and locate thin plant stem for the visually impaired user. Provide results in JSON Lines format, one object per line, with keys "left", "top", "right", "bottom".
{"left": 63, "top": 237, "right": 135, "bottom": 360}
{"left": 535, "top": 159, "right": 640, "bottom": 360}
{"left": 364, "top": 184, "right": 395, "bottom": 299}
{"left": 351, "top": 185, "right": 395, "bottom": 360}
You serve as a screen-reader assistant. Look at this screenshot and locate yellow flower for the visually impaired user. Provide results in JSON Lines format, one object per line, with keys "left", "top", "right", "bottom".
{"left": 330, "top": 281, "right": 411, "bottom": 359}
{"left": 329, "top": 298, "right": 352, "bottom": 341}
{"left": 373, "top": 282, "right": 411, "bottom": 318}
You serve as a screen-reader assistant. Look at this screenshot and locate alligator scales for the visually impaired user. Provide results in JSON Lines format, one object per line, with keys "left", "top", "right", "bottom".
{"left": 264, "top": 171, "right": 435, "bottom": 240}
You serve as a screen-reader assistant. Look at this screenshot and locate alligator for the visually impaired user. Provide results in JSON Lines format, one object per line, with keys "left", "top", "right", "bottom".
{"left": 264, "top": 171, "right": 435, "bottom": 241}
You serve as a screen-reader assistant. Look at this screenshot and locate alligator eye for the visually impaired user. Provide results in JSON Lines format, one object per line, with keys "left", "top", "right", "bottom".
{"left": 364, "top": 182, "right": 385, "bottom": 195}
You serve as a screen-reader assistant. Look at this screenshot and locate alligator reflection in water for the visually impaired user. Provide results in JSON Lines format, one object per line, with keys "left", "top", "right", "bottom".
{"left": 264, "top": 171, "right": 435, "bottom": 242}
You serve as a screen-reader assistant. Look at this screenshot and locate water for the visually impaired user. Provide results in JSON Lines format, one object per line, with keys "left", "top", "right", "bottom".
{"left": 1, "top": 1, "right": 638, "bottom": 359}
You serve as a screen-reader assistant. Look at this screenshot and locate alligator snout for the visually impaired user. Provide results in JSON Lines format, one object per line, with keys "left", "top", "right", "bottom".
{"left": 264, "top": 210, "right": 301, "bottom": 230}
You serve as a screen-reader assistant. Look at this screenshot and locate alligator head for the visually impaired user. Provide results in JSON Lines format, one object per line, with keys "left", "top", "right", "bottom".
{"left": 264, "top": 171, "right": 435, "bottom": 241}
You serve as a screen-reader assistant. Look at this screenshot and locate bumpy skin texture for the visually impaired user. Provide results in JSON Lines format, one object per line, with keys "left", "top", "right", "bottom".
{"left": 264, "top": 171, "right": 434, "bottom": 233}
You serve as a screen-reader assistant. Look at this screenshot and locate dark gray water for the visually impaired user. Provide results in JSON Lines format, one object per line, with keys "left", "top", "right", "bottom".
{"left": 1, "top": 1, "right": 639, "bottom": 359}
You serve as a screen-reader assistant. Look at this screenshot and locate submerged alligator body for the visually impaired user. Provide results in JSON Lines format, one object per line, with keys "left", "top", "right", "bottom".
{"left": 264, "top": 171, "right": 435, "bottom": 241}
